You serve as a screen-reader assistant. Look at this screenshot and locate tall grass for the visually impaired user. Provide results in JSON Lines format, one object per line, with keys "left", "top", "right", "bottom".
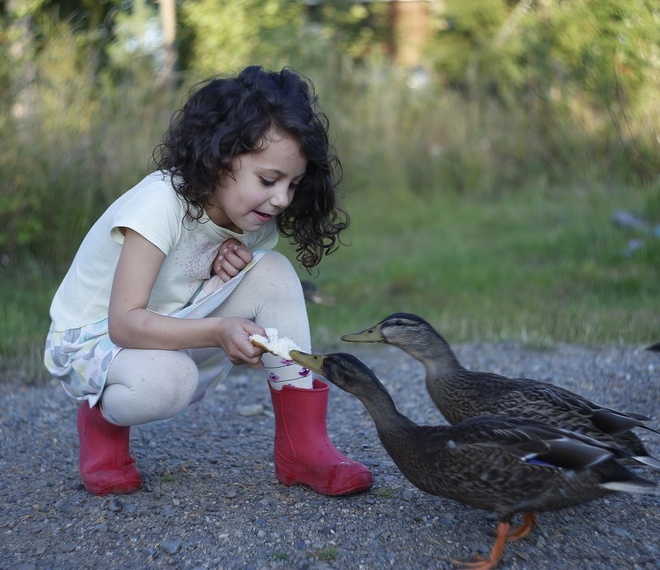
{"left": 1, "top": 53, "right": 659, "bottom": 383}
{"left": 1, "top": 83, "right": 178, "bottom": 269}
{"left": 320, "top": 63, "right": 659, "bottom": 200}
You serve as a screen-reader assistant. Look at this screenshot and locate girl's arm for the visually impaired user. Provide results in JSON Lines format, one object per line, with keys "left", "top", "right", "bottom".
{"left": 108, "top": 228, "right": 264, "bottom": 365}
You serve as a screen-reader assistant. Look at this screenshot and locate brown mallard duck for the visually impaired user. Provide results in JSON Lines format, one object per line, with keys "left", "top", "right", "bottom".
{"left": 342, "top": 313, "right": 660, "bottom": 468}
{"left": 290, "top": 350, "right": 659, "bottom": 570}
{"left": 301, "top": 280, "right": 336, "bottom": 306}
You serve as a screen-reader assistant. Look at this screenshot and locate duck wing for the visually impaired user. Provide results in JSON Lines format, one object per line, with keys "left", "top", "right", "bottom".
{"left": 436, "top": 415, "right": 620, "bottom": 470}
{"left": 456, "top": 371, "right": 657, "bottom": 438}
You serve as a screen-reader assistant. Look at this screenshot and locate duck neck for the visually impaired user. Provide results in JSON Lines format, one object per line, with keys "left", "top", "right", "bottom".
{"left": 409, "top": 333, "right": 464, "bottom": 377}
{"left": 360, "top": 386, "right": 417, "bottom": 435}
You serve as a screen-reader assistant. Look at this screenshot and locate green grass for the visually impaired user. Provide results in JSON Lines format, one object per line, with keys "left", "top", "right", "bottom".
{"left": 373, "top": 486, "right": 401, "bottom": 499}
{"left": 0, "top": 258, "right": 58, "bottom": 384}
{"left": 282, "top": 184, "right": 660, "bottom": 349}
{"left": 315, "top": 546, "right": 337, "bottom": 561}
{"left": 2, "top": 183, "right": 658, "bottom": 385}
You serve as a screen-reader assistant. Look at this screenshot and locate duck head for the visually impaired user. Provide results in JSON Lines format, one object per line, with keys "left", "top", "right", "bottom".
{"left": 341, "top": 312, "right": 434, "bottom": 345}
{"left": 289, "top": 350, "right": 383, "bottom": 399}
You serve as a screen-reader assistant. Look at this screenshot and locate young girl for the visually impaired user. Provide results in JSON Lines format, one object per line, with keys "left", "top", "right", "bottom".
{"left": 44, "top": 65, "right": 373, "bottom": 497}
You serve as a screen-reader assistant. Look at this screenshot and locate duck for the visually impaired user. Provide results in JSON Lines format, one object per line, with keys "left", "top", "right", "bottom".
{"left": 341, "top": 312, "right": 660, "bottom": 468}
{"left": 289, "top": 350, "right": 659, "bottom": 570}
{"left": 301, "top": 280, "right": 335, "bottom": 306}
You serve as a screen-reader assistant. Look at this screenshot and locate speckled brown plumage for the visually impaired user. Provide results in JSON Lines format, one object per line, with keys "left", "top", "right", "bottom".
{"left": 289, "top": 350, "right": 659, "bottom": 570}
{"left": 342, "top": 313, "right": 660, "bottom": 468}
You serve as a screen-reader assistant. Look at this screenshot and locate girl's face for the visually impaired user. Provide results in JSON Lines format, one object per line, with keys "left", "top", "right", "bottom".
{"left": 205, "top": 128, "right": 307, "bottom": 233}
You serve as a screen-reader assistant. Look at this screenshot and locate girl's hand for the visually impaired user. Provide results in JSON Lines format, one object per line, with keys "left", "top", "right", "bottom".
{"left": 213, "top": 239, "right": 253, "bottom": 282}
{"left": 217, "top": 317, "right": 266, "bottom": 366}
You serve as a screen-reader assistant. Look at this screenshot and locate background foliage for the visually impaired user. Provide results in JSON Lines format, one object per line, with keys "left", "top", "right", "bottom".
{"left": 0, "top": 1, "right": 658, "bottom": 380}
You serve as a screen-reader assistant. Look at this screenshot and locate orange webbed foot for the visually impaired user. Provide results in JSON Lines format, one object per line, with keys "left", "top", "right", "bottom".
{"left": 451, "top": 556, "right": 499, "bottom": 570}
{"left": 451, "top": 521, "right": 509, "bottom": 569}
{"left": 506, "top": 512, "right": 538, "bottom": 542}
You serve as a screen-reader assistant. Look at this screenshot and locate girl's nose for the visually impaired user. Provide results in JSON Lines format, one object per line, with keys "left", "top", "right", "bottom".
{"left": 270, "top": 183, "right": 293, "bottom": 208}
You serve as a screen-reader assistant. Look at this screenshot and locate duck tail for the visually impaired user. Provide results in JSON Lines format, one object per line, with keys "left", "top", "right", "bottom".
{"left": 633, "top": 454, "right": 660, "bottom": 469}
{"left": 600, "top": 479, "right": 659, "bottom": 495}
{"left": 643, "top": 424, "right": 660, "bottom": 436}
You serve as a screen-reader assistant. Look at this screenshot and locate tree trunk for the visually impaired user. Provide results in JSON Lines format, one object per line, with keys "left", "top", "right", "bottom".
{"left": 159, "top": 0, "right": 177, "bottom": 89}
{"left": 7, "top": 0, "right": 39, "bottom": 121}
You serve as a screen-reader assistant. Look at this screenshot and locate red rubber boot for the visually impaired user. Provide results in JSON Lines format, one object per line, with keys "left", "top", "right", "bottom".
{"left": 77, "top": 403, "right": 142, "bottom": 495}
{"left": 269, "top": 379, "right": 373, "bottom": 495}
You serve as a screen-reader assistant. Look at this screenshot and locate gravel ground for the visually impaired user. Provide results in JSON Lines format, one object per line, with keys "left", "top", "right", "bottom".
{"left": 1, "top": 342, "right": 659, "bottom": 570}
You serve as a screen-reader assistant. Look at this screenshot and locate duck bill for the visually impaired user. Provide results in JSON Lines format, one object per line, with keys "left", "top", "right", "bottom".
{"left": 289, "top": 350, "right": 325, "bottom": 375}
{"left": 340, "top": 324, "right": 384, "bottom": 343}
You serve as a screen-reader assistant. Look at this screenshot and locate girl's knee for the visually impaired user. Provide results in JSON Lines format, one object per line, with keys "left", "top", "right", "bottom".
{"left": 250, "top": 251, "right": 301, "bottom": 292}
{"left": 156, "top": 352, "right": 199, "bottom": 411}
{"left": 106, "top": 349, "right": 199, "bottom": 422}
{"left": 255, "top": 250, "right": 295, "bottom": 275}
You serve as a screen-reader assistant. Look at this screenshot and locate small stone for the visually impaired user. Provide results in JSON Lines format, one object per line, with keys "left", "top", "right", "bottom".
{"left": 60, "top": 542, "right": 76, "bottom": 553}
{"left": 160, "top": 539, "right": 182, "bottom": 555}
{"left": 402, "top": 489, "right": 417, "bottom": 501}
{"left": 613, "top": 527, "right": 631, "bottom": 538}
{"left": 238, "top": 404, "right": 264, "bottom": 416}
{"left": 108, "top": 498, "right": 123, "bottom": 512}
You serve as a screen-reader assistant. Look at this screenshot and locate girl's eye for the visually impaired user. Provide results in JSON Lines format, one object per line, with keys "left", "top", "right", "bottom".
{"left": 259, "top": 177, "right": 276, "bottom": 187}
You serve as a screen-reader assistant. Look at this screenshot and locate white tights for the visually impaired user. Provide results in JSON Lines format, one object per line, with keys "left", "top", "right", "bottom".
{"left": 101, "top": 251, "right": 313, "bottom": 426}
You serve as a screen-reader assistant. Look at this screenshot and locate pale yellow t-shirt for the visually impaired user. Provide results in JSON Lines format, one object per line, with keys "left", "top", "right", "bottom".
{"left": 49, "top": 172, "right": 278, "bottom": 331}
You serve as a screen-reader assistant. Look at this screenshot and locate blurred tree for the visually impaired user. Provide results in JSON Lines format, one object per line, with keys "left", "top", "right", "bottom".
{"left": 179, "top": 0, "right": 307, "bottom": 75}
{"left": 426, "top": 0, "right": 660, "bottom": 179}
{"left": 3, "top": 0, "right": 45, "bottom": 120}
{"left": 105, "top": 0, "right": 161, "bottom": 76}
{"left": 429, "top": 0, "right": 659, "bottom": 113}
{"left": 178, "top": 0, "right": 394, "bottom": 77}
{"left": 521, "top": 0, "right": 659, "bottom": 146}
{"left": 304, "top": 0, "right": 390, "bottom": 62}
{"left": 159, "top": 0, "right": 177, "bottom": 88}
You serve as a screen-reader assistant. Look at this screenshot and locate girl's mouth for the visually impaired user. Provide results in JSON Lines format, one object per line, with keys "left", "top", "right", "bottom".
{"left": 254, "top": 211, "right": 273, "bottom": 223}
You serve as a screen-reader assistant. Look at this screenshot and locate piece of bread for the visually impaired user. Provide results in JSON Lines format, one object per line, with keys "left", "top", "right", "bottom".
{"left": 249, "top": 328, "right": 301, "bottom": 360}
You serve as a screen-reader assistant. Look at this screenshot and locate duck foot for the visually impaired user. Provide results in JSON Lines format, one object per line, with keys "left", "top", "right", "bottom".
{"left": 451, "top": 521, "right": 508, "bottom": 569}
{"left": 506, "top": 512, "right": 538, "bottom": 542}
{"left": 451, "top": 557, "right": 499, "bottom": 570}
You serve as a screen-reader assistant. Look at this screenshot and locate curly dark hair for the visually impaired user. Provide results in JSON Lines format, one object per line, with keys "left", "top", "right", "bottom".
{"left": 153, "top": 65, "right": 349, "bottom": 269}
